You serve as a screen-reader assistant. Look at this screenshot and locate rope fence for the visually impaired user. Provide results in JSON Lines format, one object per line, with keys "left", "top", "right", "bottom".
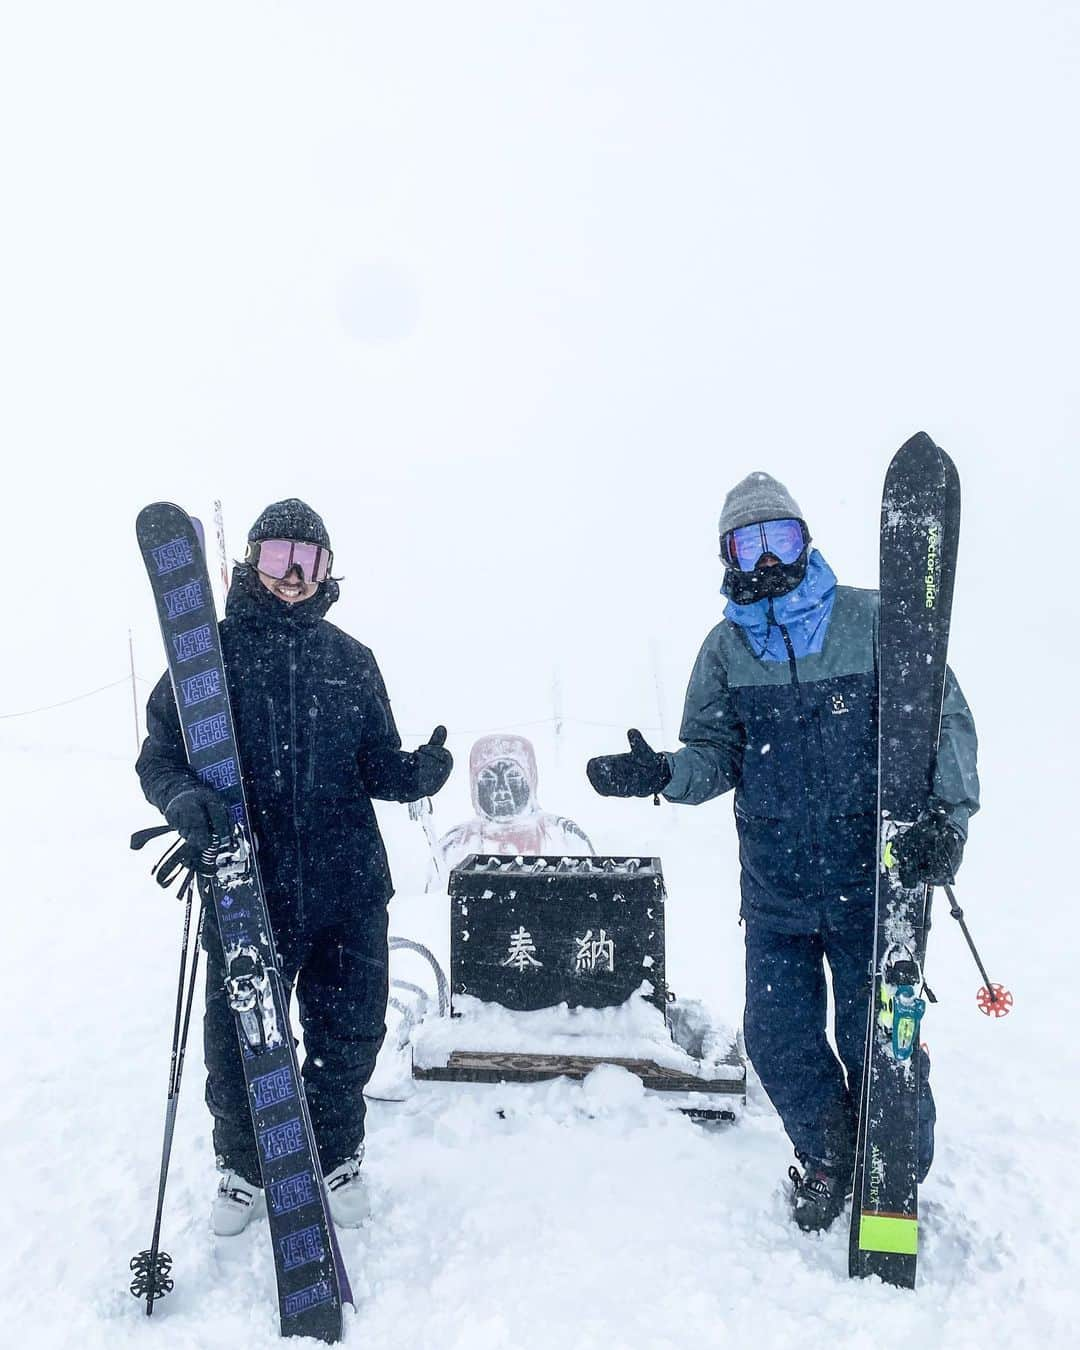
{"left": 0, "top": 676, "right": 151, "bottom": 721}
{"left": 0, "top": 673, "right": 661, "bottom": 737}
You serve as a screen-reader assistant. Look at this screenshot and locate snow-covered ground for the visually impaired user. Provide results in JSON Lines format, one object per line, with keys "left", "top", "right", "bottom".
{"left": 1, "top": 703, "right": 1076, "bottom": 1348}
{"left": 4, "top": 2, "right": 1080, "bottom": 1345}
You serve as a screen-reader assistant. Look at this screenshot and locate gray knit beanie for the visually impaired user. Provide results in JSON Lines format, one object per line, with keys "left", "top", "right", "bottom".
{"left": 718, "top": 472, "right": 805, "bottom": 538}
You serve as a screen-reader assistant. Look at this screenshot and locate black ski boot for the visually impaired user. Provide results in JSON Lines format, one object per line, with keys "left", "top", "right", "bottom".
{"left": 788, "top": 1153, "right": 846, "bottom": 1233}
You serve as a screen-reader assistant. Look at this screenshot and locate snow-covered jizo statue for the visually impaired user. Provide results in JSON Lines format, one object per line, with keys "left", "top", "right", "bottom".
{"left": 437, "top": 734, "right": 594, "bottom": 874}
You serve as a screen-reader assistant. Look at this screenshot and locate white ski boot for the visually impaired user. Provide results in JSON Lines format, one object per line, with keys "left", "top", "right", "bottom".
{"left": 324, "top": 1149, "right": 370, "bottom": 1228}
{"left": 211, "top": 1168, "right": 265, "bottom": 1236}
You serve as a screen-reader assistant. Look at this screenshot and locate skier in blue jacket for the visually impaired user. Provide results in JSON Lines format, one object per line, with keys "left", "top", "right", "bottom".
{"left": 586, "top": 472, "right": 979, "bottom": 1231}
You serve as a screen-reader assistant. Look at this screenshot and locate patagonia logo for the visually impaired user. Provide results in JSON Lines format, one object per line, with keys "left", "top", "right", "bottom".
{"left": 830, "top": 694, "right": 850, "bottom": 716}
{"left": 279, "top": 1224, "right": 326, "bottom": 1273}
{"left": 199, "top": 757, "right": 239, "bottom": 791}
{"left": 179, "top": 669, "right": 221, "bottom": 707}
{"left": 172, "top": 624, "right": 214, "bottom": 663}
{"left": 251, "top": 1067, "right": 296, "bottom": 1110}
{"left": 188, "top": 712, "right": 230, "bottom": 752}
{"left": 283, "top": 1280, "right": 334, "bottom": 1319}
{"left": 269, "top": 1170, "right": 318, "bottom": 1216}
{"left": 164, "top": 579, "right": 205, "bottom": 620}
{"left": 151, "top": 537, "right": 194, "bottom": 576}
{"left": 259, "top": 1118, "right": 306, "bottom": 1163}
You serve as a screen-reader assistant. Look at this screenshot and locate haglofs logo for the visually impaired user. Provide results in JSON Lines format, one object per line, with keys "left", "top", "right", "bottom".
{"left": 830, "top": 693, "right": 850, "bottom": 716}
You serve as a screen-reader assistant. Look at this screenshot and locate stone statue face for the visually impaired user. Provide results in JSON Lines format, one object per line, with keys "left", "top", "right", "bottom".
{"left": 476, "top": 758, "right": 531, "bottom": 820}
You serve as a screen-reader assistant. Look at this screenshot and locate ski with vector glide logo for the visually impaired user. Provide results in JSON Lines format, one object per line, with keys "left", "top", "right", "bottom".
{"left": 848, "top": 434, "right": 960, "bottom": 1288}
{"left": 137, "top": 502, "right": 352, "bottom": 1341}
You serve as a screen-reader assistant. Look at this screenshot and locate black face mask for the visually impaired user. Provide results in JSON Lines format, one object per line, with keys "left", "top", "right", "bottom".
{"left": 723, "top": 553, "right": 808, "bottom": 605}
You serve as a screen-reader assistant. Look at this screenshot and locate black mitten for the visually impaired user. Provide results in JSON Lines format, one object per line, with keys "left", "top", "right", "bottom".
{"left": 893, "top": 808, "right": 964, "bottom": 887}
{"left": 416, "top": 725, "right": 452, "bottom": 797}
{"left": 586, "top": 729, "right": 672, "bottom": 799}
{"left": 163, "top": 783, "right": 231, "bottom": 852}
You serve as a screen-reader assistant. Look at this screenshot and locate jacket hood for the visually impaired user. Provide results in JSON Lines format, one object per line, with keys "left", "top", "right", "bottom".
{"left": 468, "top": 734, "right": 539, "bottom": 815}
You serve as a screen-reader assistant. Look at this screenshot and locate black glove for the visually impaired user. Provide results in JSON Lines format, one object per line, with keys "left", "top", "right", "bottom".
{"left": 163, "top": 783, "right": 231, "bottom": 852}
{"left": 586, "top": 729, "right": 672, "bottom": 799}
{"left": 892, "top": 808, "right": 964, "bottom": 887}
{"left": 415, "top": 725, "right": 452, "bottom": 798}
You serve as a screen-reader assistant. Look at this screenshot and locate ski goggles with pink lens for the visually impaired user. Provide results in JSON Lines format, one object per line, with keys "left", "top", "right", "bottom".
{"left": 246, "top": 538, "right": 333, "bottom": 583}
{"left": 720, "top": 517, "right": 808, "bottom": 571}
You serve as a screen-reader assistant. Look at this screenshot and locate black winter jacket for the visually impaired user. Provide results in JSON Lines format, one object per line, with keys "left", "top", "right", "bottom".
{"left": 136, "top": 566, "right": 421, "bottom": 939}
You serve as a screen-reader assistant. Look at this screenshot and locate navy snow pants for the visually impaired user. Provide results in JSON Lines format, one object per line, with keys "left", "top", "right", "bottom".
{"left": 743, "top": 890, "right": 935, "bottom": 1181}
{"left": 203, "top": 907, "right": 389, "bottom": 1186}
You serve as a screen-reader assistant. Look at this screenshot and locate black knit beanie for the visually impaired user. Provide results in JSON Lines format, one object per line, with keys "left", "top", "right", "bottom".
{"left": 247, "top": 499, "right": 331, "bottom": 551}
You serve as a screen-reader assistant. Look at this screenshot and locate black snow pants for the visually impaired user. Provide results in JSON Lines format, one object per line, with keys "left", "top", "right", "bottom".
{"left": 203, "top": 907, "right": 389, "bottom": 1186}
{"left": 743, "top": 886, "right": 936, "bottom": 1181}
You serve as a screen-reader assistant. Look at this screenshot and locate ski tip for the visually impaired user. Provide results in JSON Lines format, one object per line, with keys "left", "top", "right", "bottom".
{"left": 891, "top": 432, "right": 958, "bottom": 483}
{"left": 136, "top": 501, "right": 189, "bottom": 538}
{"left": 898, "top": 430, "right": 939, "bottom": 455}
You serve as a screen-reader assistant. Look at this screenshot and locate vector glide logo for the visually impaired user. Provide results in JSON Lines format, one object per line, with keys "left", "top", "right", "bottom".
{"left": 925, "top": 521, "right": 941, "bottom": 610}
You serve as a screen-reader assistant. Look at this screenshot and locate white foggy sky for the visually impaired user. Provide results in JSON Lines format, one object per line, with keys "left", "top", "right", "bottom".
{"left": 1, "top": 3, "right": 1076, "bottom": 832}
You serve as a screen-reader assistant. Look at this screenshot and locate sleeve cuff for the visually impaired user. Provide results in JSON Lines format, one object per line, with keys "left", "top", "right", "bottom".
{"left": 662, "top": 751, "right": 690, "bottom": 802}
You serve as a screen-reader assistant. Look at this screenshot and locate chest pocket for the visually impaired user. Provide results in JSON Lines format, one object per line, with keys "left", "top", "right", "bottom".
{"left": 302, "top": 678, "right": 372, "bottom": 801}
{"left": 730, "top": 681, "right": 806, "bottom": 821}
{"left": 811, "top": 673, "right": 877, "bottom": 816}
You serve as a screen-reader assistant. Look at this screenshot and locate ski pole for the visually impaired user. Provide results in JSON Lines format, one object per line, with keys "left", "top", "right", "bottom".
{"left": 409, "top": 795, "right": 445, "bottom": 888}
{"left": 130, "top": 876, "right": 205, "bottom": 1314}
{"left": 941, "top": 883, "right": 1013, "bottom": 1017}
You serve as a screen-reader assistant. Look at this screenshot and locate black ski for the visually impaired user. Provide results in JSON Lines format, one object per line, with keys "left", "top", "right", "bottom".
{"left": 137, "top": 502, "right": 352, "bottom": 1341}
{"left": 848, "top": 434, "right": 960, "bottom": 1287}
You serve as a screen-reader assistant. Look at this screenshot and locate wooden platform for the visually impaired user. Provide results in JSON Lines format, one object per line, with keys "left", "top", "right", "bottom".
{"left": 413, "top": 1046, "right": 745, "bottom": 1119}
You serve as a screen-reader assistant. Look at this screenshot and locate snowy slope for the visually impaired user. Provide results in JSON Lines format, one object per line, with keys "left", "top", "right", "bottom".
{"left": 1, "top": 706, "right": 1075, "bottom": 1349}
{"left": 3, "top": 2, "right": 1080, "bottom": 1346}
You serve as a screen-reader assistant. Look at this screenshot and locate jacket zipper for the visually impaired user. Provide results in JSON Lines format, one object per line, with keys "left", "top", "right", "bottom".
{"left": 772, "top": 603, "right": 821, "bottom": 865}
{"left": 266, "top": 696, "right": 283, "bottom": 789}
{"left": 288, "top": 636, "right": 305, "bottom": 930}
{"left": 306, "top": 697, "right": 318, "bottom": 792}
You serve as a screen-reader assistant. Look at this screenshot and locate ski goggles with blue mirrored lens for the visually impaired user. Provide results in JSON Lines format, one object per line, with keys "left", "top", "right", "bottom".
{"left": 245, "top": 538, "right": 333, "bottom": 583}
{"left": 720, "top": 517, "right": 808, "bottom": 571}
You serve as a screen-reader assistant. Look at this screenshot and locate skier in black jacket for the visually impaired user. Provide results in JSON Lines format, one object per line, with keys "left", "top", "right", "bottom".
{"left": 136, "top": 498, "right": 452, "bottom": 1233}
{"left": 586, "top": 472, "right": 979, "bottom": 1233}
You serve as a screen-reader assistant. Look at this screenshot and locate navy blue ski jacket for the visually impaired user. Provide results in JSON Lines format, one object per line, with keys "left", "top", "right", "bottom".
{"left": 662, "top": 556, "right": 980, "bottom": 933}
{"left": 136, "top": 565, "right": 422, "bottom": 938}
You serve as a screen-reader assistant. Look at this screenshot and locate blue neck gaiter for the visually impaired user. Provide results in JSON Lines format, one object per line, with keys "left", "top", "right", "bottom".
{"left": 723, "top": 550, "right": 837, "bottom": 662}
